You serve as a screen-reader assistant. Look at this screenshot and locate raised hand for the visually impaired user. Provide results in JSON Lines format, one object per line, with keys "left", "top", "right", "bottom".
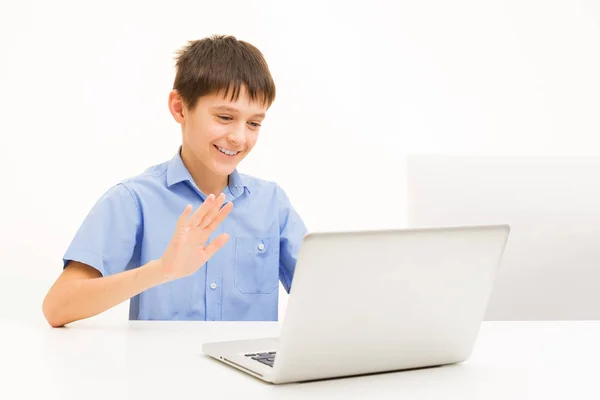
{"left": 159, "top": 193, "right": 233, "bottom": 282}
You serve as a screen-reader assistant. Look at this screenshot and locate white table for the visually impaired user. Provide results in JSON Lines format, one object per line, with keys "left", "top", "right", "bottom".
{"left": 2, "top": 319, "right": 599, "bottom": 399}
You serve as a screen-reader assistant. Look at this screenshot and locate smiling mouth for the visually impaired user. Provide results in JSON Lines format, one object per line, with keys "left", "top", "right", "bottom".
{"left": 214, "top": 145, "right": 241, "bottom": 156}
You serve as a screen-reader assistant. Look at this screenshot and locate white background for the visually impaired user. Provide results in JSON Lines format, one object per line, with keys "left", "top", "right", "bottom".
{"left": 1, "top": 0, "right": 599, "bottom": 323}
{"left": 407, "top": 156, "right": 600, "bottom": 320}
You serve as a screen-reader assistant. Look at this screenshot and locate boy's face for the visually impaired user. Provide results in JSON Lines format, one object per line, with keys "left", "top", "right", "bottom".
{"left": 170, "top": 85, "right": 267, "bottom": 178}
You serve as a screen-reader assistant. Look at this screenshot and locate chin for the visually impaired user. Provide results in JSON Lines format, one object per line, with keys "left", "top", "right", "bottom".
{"left": 212, "top": 164, "right": 237, "bottom": 176}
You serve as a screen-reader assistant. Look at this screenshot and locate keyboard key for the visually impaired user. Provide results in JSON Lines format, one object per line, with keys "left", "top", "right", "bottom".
{"left": 250, "top": 351, "right": 277, "bottom": 367}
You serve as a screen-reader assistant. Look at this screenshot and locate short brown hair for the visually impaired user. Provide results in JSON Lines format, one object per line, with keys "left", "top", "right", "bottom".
{"left": 173, "top": 35, "right": 276, "bottom": 110}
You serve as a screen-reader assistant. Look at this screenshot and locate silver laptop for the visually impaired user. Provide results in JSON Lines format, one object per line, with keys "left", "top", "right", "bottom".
{"left": 202, "top": 225, "right": 510, "bottom": 384}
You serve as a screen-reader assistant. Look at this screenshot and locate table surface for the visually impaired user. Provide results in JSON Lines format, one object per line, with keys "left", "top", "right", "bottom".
{"left": 2, "top": 318, "right": 599, "bottom": 399}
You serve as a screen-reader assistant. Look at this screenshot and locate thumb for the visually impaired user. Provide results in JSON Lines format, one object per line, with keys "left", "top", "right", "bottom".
{"left": 202, "top": 233, "right": 230, "bottom": 260}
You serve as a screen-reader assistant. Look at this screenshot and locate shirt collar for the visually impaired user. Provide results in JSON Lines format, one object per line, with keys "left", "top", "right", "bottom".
{"left": 166, "top": 147, "right": 251, "bottom": 197}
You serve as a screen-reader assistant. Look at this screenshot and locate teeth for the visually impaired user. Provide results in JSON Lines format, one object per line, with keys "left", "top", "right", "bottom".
{"left": 217, "top": 146, "right": 239, "bottom": 156}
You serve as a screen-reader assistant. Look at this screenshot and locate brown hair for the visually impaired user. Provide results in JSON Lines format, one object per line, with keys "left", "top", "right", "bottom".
{"left": 173, "top": 35, "right": 276, "bottom": 110}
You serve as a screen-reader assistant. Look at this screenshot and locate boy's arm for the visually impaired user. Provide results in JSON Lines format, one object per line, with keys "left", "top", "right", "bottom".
{"left": 42, "top": 260, "right": 164, "bottom": 327}
{"left": 277, "top": 185, "right": 307, "bottom": 293}
{"left": 43, "top": 192, "right": 232, "bottom": 327}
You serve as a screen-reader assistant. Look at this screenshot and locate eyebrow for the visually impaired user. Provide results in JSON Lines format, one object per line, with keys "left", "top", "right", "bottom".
{"left": 211, "top": 105, "right": 265, "bottom": 119}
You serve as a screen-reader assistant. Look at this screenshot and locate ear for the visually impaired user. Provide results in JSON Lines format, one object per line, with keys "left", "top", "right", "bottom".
{"left": 168, "top": 90, "right": 185, "bottom": 124}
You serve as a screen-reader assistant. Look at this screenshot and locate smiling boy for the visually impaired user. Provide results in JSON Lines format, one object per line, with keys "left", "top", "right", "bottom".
{"left": 42, "top": 35, "right": 307, "bottom": 327}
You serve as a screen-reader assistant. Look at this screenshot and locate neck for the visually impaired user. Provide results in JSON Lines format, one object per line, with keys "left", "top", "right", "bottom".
{"left": 180, "top": 145, "right": 228, "bottom": 197}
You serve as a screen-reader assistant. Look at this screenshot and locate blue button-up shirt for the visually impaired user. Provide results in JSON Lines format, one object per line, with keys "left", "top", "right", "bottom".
{"left": 62, "top": 149, "right": 307, "bottom": 321}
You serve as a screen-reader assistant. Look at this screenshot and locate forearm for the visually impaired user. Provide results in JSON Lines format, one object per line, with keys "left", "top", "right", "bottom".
{"left": 43, "top": 260, "right": 166, "bottom": 327}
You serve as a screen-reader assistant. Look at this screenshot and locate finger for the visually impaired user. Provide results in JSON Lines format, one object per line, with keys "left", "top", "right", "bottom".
{"left": 201, "top": 232, "right": 230, "bottom": 259}
{"left": 190, "top": 200, "right": 232, "bottom": 245}
{"left": 175, "top": 204, "right": 193, "bottom": 233}
{"left": 198, "top": 192, "right": 227, "bottom": 228}
{"left": 187, "top": 194, "right": 215, "bottom": 228}
{"left": 205, "top": 200, "right": 233, "bottom": 231}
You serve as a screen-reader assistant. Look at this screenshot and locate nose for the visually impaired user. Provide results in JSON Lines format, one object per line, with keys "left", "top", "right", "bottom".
{"left": 227, "top": 125, "right": 246, "bottom": 146}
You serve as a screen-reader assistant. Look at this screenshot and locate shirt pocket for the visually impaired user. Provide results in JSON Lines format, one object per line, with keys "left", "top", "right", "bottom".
{"left": 234, "top": 237, "right": 278, "bottom": 294}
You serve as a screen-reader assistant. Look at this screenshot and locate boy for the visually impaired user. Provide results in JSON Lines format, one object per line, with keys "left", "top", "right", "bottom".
{"left": 42, "top": 35, "right": 307, "bottom": 327}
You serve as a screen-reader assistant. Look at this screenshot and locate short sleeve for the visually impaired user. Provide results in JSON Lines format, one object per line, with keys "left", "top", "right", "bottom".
{"left": 62, "top": 183, "right": 142, "bottom": 277}
{"left": 276, "top": 185, "right": 307, "bottom": 293}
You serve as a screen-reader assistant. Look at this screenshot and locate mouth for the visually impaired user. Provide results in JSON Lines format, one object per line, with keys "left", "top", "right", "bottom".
{"left": 214, "top": 145, "right": 241, "bottom": 157}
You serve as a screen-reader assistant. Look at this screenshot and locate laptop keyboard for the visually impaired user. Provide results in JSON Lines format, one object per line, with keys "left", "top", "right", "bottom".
{"left": 244, "top": 351, "right": 276, "bottom": 367}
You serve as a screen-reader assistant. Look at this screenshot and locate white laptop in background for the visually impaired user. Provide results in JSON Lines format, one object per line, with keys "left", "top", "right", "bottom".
{"left": 407, "top": 155, "right": 600, "bottom": 321}
{"left": 202, "top": 225, "right": 510, "bottom": 384}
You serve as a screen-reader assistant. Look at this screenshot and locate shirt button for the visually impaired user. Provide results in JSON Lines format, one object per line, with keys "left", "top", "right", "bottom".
{"left": 257, "top": 242, "right": 265, "bottom": 251}
{"left": 210, "top": 282, "right": 217, "bottom": 290}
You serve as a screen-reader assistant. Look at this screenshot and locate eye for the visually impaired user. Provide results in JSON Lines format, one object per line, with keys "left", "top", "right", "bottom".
{"left": 248, "top": 121, "right": 262, "bottom": 128}
{"left": 218, "top": 115, "right": 233, "bottom": 121}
